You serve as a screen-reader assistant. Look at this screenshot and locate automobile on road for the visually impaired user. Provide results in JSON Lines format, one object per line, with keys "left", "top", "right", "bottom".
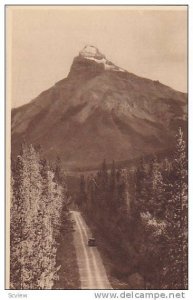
{"left": 88, "top": 238, "right": 96, "bottom": 247}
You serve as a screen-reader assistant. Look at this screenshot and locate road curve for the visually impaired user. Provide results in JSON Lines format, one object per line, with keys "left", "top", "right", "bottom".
{"left": 71, "top": 210, "right": 112, "bottom": 289}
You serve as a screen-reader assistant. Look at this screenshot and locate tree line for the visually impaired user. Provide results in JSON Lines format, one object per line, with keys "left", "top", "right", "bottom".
{"left": 10, "top": 144, "right": 68, "bottom": 289}
{"left": 77, "top": 128, "right": 188, "bottom": 289}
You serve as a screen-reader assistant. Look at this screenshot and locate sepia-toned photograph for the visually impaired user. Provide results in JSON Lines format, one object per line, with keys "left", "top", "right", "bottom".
{"left": 6, "top": 5, "right": 188, "bottom": 290}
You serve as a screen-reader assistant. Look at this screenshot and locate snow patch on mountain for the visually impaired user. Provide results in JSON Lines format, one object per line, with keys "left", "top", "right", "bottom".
{"left": 79, "top": 45, "right": 126, "bottom": 73}
{"left": 79, "top": 45, "right": 105, "bottom": 60}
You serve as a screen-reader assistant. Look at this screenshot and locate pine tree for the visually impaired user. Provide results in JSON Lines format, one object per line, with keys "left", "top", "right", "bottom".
{"left": 149, "top": 157, "right": 165, "bottom": 219}
{"left": 54, "top": 156, "right": 66, "bottom": 185}
{"left": 101, "top": 159, "right": 108, "bottom": 192}
{"left": 38, "top": 168, "right": 61, "bottom": 289}
{"left": 78, "top": 175, "right": 87, "bottom": 208}
{"left": 10, "top": 169, "right": 22, "bottom": 289}
{"left": 86, "top": 174, "right": 97, "bottom": 215}
{"left": 18, "top": 144, "right": 44, "bottom": 289}
{"left": 117, "top": 169, "right": 130, "bottom": 213}
{"left": 164, "top": 128, "right": 188, "bottom": 289}
{"left": 133, "top": 158, "right": 148, "bottom": 217}
{"left": 10, "top": 144, "right": 65, "bottom": 289}
{"left": 140, "top": 210, "right": 167, "bottom": 288}
{"left": 108, "top": 161, "right": 117, "bottom": 212}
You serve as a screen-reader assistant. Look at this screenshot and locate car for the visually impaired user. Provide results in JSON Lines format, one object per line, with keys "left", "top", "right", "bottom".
{"left": 88, "top": 238, "right": 96, "bottom": 247}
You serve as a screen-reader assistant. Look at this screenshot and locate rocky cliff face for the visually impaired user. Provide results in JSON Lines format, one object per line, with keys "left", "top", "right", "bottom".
{"left": 11, "top": 45, "right": 187, "bottom": 170}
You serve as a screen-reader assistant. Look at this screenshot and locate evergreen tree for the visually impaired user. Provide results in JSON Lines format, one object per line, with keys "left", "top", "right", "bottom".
{"left": 54, "top": 156, "right": 66, "bottom": 185}
{"left": 116, "top": 169, "right": 130, "bottom": 213}
{"left": 10, "top": 144, "right": 65, "bottom": 289}
{"left": 133, "top": 158, "right": 148, "bottom": 217}
{"left": 78, "top": 175, "right": 87, "bottom": 208}
{"left": 38, "top": 168, "right": 61, "bottom": 289}
{"left": 101, "top": 159, "right": 108, "bottom": 192}
{"left": 149, "top": 157, "right": 165, "bottom": 219}
{"left": 164, "top": 128, "right": 188, "bottom": 289}
{"left": 108, "top": 161, "right": 117, "bottom": 211}
{"left": 19, "top": 144, "right": 43, "bottom": 289}
{"left": 10, "top": 169, "right": 22, "bottom": 289}
{"left": 140, "top": 211, "right": 167, "bottom": 288}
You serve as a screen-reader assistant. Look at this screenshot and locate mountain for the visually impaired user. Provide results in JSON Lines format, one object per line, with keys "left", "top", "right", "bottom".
{"left": 11, "top": 45, "right": 187, "bottom": 170}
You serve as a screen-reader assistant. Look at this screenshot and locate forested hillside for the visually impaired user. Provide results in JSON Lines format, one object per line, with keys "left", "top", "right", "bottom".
{"left": 77, "top": 128, "right": 188, "bottom": 289}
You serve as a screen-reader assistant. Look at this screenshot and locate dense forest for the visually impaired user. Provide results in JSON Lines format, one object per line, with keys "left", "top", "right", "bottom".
{"left": 10, "top": 127, "right": 188, "bottom": 289}
{"left": 77, "top": 128, "right": 188, "bottom": 289}
{"left": 10, "top": 144, "right": 73, "bottom": 289}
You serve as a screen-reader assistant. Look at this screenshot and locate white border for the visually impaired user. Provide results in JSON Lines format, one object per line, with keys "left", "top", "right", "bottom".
{"left": 1, "top": 1, "right": 192, "bottom": 300}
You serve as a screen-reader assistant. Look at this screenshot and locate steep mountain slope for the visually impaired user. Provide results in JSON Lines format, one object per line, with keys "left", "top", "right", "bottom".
{"left": 11, "top": 45, "right": 187, "bottom": 169}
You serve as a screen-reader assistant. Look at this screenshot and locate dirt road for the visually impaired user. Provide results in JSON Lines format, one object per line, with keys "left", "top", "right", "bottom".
{"left": 71, "top": 210, "right": 112, "bottom": 289}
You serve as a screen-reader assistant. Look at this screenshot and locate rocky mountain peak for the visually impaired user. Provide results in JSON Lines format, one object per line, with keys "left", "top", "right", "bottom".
{"left": 79, "top": 45, "right": 106, "bottom": 60}
{"left": 68, "top": 45, "right": 126, "bottom": 79}
{"left": 11, "top": 45, "right": 187, "bottom": 170}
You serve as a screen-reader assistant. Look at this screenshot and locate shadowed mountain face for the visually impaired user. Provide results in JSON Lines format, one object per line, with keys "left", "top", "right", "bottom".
{"left": 11, "top": 45, "right": 187, "bottom": 170}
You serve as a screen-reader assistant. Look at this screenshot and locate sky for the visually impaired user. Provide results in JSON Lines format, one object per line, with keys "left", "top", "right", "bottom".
{"left": 7, "top": 6, "right": 187, "bottom": 108}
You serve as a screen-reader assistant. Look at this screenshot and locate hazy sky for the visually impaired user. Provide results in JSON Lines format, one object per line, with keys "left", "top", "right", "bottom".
{"left": 7, "top": 6, "right": 187, "bottom": 108}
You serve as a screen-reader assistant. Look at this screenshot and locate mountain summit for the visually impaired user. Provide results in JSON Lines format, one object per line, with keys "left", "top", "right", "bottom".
{"left": 68, "top": 45, "right": 126, "bottom": 79}
{"left": 11, "top": 46, "right": 187, "bottom": 170}
{"left": 79, "top": 45, "right": 106, "bottom": 60}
